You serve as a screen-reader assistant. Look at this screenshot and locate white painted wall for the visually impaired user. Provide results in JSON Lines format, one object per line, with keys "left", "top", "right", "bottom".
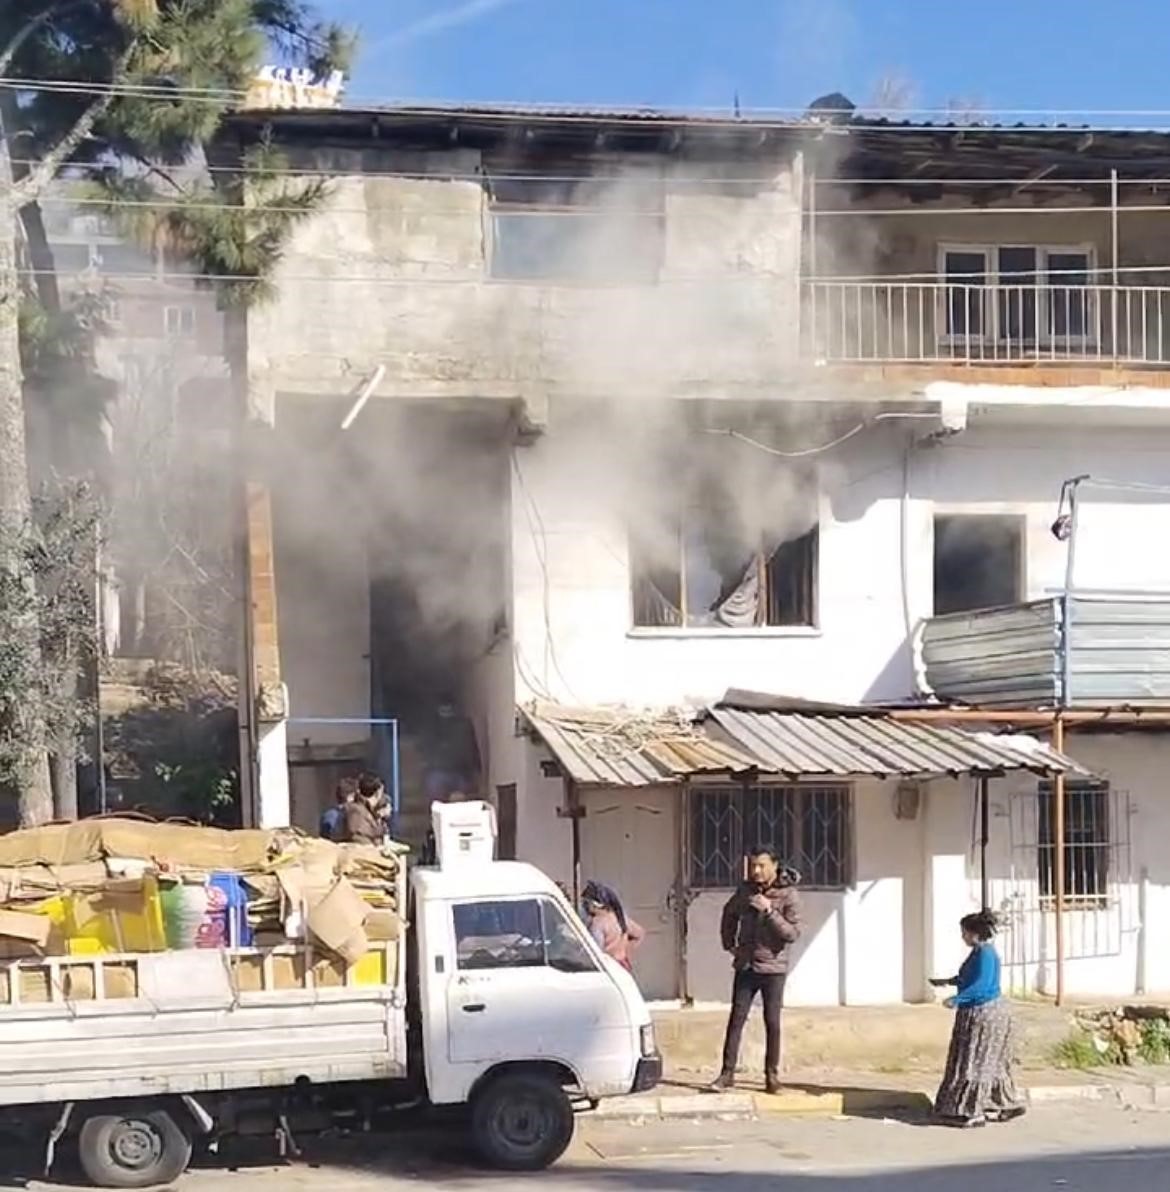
{"left": 269, "top": 373, "right": 1170, "bottom": 1002}
{"left": 510, "top": 414, "right": 1170, "bottom": 712}
{"left": 684, "top": 779, "right": 926, "bottom": 1008}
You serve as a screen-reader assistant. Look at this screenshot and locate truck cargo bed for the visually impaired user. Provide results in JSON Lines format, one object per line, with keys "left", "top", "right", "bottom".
{"left": 0, "top": 943, "right": 408, "bottom": 1106}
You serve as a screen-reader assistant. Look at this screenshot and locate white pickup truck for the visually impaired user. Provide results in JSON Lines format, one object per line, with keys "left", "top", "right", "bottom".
{"left": 0, "top": 805, "right": 661, "bottom": 1188}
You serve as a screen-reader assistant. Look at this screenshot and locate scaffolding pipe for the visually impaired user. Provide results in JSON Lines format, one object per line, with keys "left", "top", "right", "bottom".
{"left": 1053, "top": 712, "right": 1067, "bottom": 1007}
{"left": 1111, "top": 168, "right": 1120, "bottom": 361}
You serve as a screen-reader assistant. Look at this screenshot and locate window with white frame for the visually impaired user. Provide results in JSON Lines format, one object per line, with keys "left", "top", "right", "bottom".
{"left": 939, "top": 244, "right": 1095, "bottom": 345}
{"left": 164, "top": 305, "right": 197, "bottom": 338}
{"left": 689, "top": 784, "right": 853, "bottom": 890}
{"left": 630, "top": 468, "right": 819, "bottom": 630}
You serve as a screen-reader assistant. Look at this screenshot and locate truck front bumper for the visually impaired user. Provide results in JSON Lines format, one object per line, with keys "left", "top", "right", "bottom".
{"left": 631, "top": 1054, "right": 663, "bottom": 1094}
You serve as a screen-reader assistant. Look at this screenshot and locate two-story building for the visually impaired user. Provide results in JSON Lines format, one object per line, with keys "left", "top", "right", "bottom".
{"left": 216, "top": 101, "right": 1170, "bottom": 1007}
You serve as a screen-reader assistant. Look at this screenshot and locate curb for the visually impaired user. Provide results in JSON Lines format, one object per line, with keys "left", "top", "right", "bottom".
{"left": 591, "top": 1080, "right": 1170, "bottom": 1123}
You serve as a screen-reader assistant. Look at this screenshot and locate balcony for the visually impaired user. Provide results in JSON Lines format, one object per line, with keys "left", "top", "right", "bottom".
{"left": 803, "top": 281, "right": 1170, "bottom": 368}
{"left": 920, "top": 597, "right": 1170, "bottom": 708}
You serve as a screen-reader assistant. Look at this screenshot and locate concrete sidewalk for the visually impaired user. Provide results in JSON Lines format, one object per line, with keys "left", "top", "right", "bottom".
{"left": 595, "top": 1064, "right": 1170, "bottom": 1122}
{"left": 651, "top": 1001, "right": 1076, "bottom": 1075}
{"left": 591, "top": 1000, "right": 1170, "bottom": 1124}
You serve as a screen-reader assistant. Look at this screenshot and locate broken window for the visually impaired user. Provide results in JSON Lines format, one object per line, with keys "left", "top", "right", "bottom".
{"left": 631, "top": 475, "right": 818, "bottom": 629}
{"left": 486, "top": 174, "right": 665, "bottom": 283}
{"left": 932, "top": 514, "right": 1023, "bottom": 616}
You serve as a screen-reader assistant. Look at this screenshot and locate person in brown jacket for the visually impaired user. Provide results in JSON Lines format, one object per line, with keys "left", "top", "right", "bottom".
{"left": 709, "top": 847, "right": 802, "bottom": 1095}
{"left": 342, "top": 773, "right": 390, "bottom": 846}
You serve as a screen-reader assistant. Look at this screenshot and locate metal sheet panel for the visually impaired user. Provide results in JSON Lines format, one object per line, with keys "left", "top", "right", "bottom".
{"left": 922, "top": 597, "right": 1170, "bottom": 708}
{"left": 707, "top": 706, "right": 1084, "bottom": 779}
{"left": 921, "top": 600, "right": 1062, "bottom": 706}
{"left": 1067, "top": 597, "right": 1170, "bottom": 705}
{"left": 521, "top": 703, "right": 759, "bottom": 788}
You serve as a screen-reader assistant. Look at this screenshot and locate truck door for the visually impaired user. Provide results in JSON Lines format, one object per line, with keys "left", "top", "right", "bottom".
{"left": 444, "top": 895, "right": 627, "bottom": 1070}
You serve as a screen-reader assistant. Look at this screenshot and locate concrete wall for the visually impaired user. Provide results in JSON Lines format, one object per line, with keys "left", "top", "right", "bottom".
{"left": 820, "top": 200, "right": 1170, "bottom": 283}
{"left": 684, "top": 778, "right": 927, "bottom": 1007}
{"left": 508, "top": 412, "right": 1170, "bottom": 711}
{"left": 982, "top": 733, "right": 1170, "bottom": 1000}
{"left": 245, "top": 147, "right": 804, "bottom": 410}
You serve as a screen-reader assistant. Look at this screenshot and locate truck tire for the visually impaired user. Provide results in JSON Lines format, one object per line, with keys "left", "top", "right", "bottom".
{"left": 470, "top": 1071, "right": 575, "bottom": 1172}
{"left": 77, "top": 1108, "right": 193, "bottom": 1189}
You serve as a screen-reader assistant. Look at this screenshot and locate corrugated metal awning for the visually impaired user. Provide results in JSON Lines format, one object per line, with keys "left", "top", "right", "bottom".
{"left": 520, "top": 702, "right": 759, "bottom": 788}
{"left": 706, "top": 704, "right": 1088, "bottom": 779}
{"left": 521, "top": 697, "right": 1088, "bottom": 788}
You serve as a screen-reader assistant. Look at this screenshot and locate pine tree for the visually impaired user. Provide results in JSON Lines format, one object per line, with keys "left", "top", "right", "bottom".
{"left": 1, "top": 0, "right": 350, "bottom": 824}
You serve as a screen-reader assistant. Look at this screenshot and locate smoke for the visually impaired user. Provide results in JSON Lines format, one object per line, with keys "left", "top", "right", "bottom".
{"left": 234, "top": 111, "right": 903, "bottom": 726}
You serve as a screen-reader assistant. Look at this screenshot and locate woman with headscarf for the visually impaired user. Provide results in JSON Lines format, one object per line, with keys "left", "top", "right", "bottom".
{"left": 931, "top": 910, "right": 1025, "bottom": 1128}
{"left": 581, "top": 880, "right": 644, "bottom": 973}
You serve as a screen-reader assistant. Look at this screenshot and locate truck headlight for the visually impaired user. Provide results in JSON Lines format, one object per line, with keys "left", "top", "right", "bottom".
{"left": 639, "top": 1023, "right": 656, "bottom": 1058}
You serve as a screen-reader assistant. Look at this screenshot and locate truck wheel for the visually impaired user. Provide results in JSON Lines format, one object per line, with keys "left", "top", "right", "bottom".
{"left": 471, "top": 1071, "right": 575, "bottom": 1171}
{"left": 77, "top": 1108, "right": 193, "bottom": 1189}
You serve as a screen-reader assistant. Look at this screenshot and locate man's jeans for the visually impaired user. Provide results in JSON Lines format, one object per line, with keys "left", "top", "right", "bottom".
{"left": 720, "top": 969, "right": 788, "bottom": 1078}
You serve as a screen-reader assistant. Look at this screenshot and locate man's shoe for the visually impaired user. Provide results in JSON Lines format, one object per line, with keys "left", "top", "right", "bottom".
{"left": 705, "top": 1072, "right": 735, "bottom": 1093}
{"left": 764, "top": 1075, "right": 783, "bottom": 1096}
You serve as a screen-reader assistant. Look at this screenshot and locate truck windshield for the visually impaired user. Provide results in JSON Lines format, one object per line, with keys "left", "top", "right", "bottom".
{"left": 452, "top": 898, "right": 598, "bottom": 975}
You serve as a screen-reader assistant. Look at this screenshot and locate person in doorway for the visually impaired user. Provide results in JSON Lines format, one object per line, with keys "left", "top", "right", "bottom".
{"left": 421, "top": 696, "right": 482, "bottom": 802}
{"left": 931, "top": 911, "right": 1025, "bottom": 1128}
{"left": 343, "top": 772, "right": 391, "bottom": 846}
{"left": 320, "top": 776, "right": 357, "bottom": 840}
{"left": 581, "top": 880, "right": 644, "bottom": 973}
{"left": 709, "top": 847, "right": 802, "bottom": 1096}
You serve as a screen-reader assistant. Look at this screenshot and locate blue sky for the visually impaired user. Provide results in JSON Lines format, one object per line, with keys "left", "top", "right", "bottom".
{"left": 332, "top": 0, "right": 1169, "bottom": 121}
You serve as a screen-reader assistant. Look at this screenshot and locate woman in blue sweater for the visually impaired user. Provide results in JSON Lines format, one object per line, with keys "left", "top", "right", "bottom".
{"left": 932, "top": 911, "right": 1025, "bottom": 1128}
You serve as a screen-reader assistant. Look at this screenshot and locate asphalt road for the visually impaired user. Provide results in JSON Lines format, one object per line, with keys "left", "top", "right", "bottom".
{"left": 4, "top": 1102, "right": 1170, "bottom": 1190}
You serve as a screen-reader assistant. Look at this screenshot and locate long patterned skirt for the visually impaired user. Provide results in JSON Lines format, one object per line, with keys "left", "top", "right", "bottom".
{"left": 934, "top": 998, "right": 1020, "bottom": 1121}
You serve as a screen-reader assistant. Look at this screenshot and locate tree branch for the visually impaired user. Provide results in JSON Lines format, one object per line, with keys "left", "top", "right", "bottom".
{"left": 0, "top": 2, "right": 72, "bottom": 78}
{"left": 13, "top": 45, "right": 135, "bottom": 205}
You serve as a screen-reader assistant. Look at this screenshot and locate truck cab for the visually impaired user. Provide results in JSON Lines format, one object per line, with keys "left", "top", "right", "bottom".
{"left": 412, "top": 805, "right": 661, "bottom": 1169}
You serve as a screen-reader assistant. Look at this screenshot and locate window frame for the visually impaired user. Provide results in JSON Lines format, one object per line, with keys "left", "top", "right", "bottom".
{"left": 485, "top": 172, "right": 666, "bottom": 285}
{"left": 164, "top": 304, "right": 197, "bottom": 338}
{"left": 931, "top": 511, "right": 1027, "bottom": 616}
{"left": 936, "top": 242, "right": 1098, "bottom": 349}
{"left": 687, "top": 782, "right": 854, "bottom": 893}
{"left": 450, "top": 895, "right": 600, "bottom": 974}
{"left": 628, "top": 491, "right": 821, "bottom": 635}
{"left": 1037, "top": 779, "right": 1112, "bottom": 908}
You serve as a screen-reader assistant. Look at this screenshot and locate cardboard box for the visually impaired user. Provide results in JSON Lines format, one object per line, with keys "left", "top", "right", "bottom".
{"left": 364, "top": 909, "right": 403, "bottom": 943}
{"left": 0, "top": 909, "right": 52, "bottom": 947}
{"left": 306, "top": 878, "right": 369, "bottom": 965}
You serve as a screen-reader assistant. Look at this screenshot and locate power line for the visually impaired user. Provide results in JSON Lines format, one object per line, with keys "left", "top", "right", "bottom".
{"left": 15, "top": 75, "right": 1170, "bottom": 129}
{"left": 20, "top": 188, "right": 1170, "bottom": 226}
{"left": 19, "top": 156, "right": 1170, "bottom": 191}
{"left": 12, "top": 264, "right": 818, "bottom": 287}
{"left": 21, "top": 260, "right": 1170, "bottom": 287}
{"left": 820, "top": 178, "right": 1170, "bottom": 187}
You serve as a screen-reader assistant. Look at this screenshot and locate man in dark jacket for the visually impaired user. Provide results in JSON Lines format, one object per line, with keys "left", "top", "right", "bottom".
{"left": 710, "top": 846, "right": 801, "bottom": 1095}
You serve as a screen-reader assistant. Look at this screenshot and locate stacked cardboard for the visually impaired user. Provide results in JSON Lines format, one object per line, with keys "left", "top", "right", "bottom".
{"left": 0, "top": 819, "right": 408, "bottom": 1002}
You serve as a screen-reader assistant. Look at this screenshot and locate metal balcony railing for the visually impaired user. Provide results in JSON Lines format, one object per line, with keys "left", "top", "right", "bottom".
{"left": 803, "top": 280, "right": 1170, "bottom": 366}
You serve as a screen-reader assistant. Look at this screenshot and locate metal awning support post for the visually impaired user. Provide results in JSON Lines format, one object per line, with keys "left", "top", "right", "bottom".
{"left": 555, "top": 777, "right": 584, "bottom": 907}
{"left": 1052, "top": 715, "right": 1067, "bottom": 1007}
{"left": 978, "top": 775, "right": 991, "bottom": 913}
